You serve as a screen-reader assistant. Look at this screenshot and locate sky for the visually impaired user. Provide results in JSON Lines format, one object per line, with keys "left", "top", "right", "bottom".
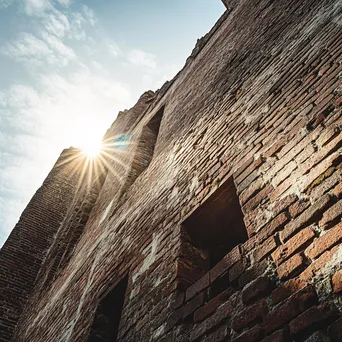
{"left": 0, "top": 0, "right": 225, "bottom": 246}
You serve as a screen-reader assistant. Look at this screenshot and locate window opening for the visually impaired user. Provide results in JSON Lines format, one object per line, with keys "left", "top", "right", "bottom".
{"left": 88, "top": 276, "right": 128, "bottom": 342}
{"left": 177, "top": 177, "right": 247, "bottom": 291}
{"left": 123, "top": 105, "right": 164, "bottom": 190}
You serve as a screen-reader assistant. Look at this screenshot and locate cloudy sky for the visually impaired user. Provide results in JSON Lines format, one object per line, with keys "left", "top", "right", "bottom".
{"left": 0, "top": 0, "right": 224, "bottom": 245}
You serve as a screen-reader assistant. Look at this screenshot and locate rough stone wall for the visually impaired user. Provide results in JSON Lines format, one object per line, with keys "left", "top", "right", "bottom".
{"left": 3, "top": 0, "right": 342, "bottom": 341}
{"left": 0, "top": 148, "right": 86, "bottom": 342}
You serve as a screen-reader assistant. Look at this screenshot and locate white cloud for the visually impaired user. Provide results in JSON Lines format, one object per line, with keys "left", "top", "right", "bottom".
{"left": 23, "top": 0, "right": 51, "bottom": 16}
{"left": 82, "top": 5, "right": 95, "bottom": 26}
{"left": 55, "top": 0, "right": 71, "bottom": 7}
{"left": 0, "top": 0, "right": 14, "bottom": 9}
{"left": 0, "top": 68, "right": 132, "bottom": 246}
{"left": 126, "top": 49, "right": 158, "bottom": 69}
{"left": 1, "top": 32, "right": 76, "bottom": 67}
{"left": 108, "top": 43, "right": 123, "bottom": 57}
{"left": 43, "top": 11, "right": 70, "bottom": 37}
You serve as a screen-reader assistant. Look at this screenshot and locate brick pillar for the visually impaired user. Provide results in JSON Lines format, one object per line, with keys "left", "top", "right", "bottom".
{"left": 0, "top": 148, "right": 84, "bottom": 342}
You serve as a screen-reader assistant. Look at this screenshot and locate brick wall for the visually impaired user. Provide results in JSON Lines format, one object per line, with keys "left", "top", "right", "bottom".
{"left": 3, "top": 0, "right": 342, "bottom": 341}
{"left": 0, "top": 148, "right": 84, "bottom": 341}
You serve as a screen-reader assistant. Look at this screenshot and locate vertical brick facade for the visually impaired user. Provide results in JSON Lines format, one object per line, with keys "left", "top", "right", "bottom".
{"left": 1, "top": 0, "right": 342, "bottom": 341}
{"left": 0, "top": 148, "right": 85, "bottom": 341}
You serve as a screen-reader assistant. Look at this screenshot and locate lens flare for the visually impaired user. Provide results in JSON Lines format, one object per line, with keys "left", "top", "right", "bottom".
{"left": 81, "top": 140, "right": 103, "bottom": 158}
{"left": 56, "top": 134, "right": 133, "bottom": 195}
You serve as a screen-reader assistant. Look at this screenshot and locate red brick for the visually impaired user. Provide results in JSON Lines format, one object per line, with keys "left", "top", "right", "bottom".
{"left": 305, "top": 222, "right": 342, "bottom": 259}
{"left": 240, "top": 178, "right": 264, "bottom": 205}
{"left": 232, "top": 300, "right": 268, "bottom": 332}
{"left": 210, "top": 245, "right": 241, "bottom": 283}
{"left": 300, "top": 245, "right": 340, "bottom": 282}
{"left": 289, "top": 304, "right": 337, "bottom": 335}
{"left": 319, "top": 199, "right": 342, "bottom": 228}
{"left": 253, "top": 236, "right": 278, "bottom": 262}
{"left": 229, "top": 257, "right": 248, "bottom": 283}
{"left": 241, "top": 277, "right": 274, "bottom": 304}
{"left": 303, "top": 152, "right": 342, "bottom": 193}
{"left": 333, "top": 183, "right": 342, "bottom": 198}
{"left": 190, "top": 299, "right": 236, "bottom": 341}
{"left": 280, "top": 194, "right": 331, "bottom": 241}
{"left": 332, "top": 269, "right": 342, "bottom": 293}
{"left": 289, "top": 200, "right": 310, "bottom": 218}
{"left": 257, "top": 213, "right": 289, "bottom": 243}
{"left": 260, "top": 330, "right": 286, "bottom": 342}
{"left": 271, "top": 195, "right": 297, "bottom": 217}
{"left": 194, "top": 287, "right": 233, "bottom": 322}
{"left": 272, "top": 161, "right": 297, "bottom": 187}
{"left": 232, "top": 325, "right": 263, "bottom": 342}
{"left": 264, "top": 287, "right": 317, "bottom": 333}
{"left": 273, "top": 227, "right": 315, "bottom": 265}
{"left": 271, "top": 277, "right": 306, "bottom": 305}
{"left": 263, "top": 139, "right": 286, "bottom": 159}
{"left": 243, "top": 184, "right": 274, "bottom": 213}
{"left": 186, "top": 273, "right": 209, "bottom": 301}
{"left": 171, "top": 292, "right": 184, "bottom": 309}
{"left": 183, "top": 292, "right": 205, "bottom": 319}
{"left": 328, "top": 317, "right": 342, "bottom": 342}
{"left": 276, "top": 253, "right": 306, "bottom": 280}
{"left": 238, "top": 260, "right": 269, "bottom": 288}
{"left": 202, "top": 325, "right": 229, "bottom": 342}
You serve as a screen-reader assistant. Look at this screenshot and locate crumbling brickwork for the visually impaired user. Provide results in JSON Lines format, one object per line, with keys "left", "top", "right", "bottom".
{"left": 1, "top": 0, "right": 342, "bottom": 341}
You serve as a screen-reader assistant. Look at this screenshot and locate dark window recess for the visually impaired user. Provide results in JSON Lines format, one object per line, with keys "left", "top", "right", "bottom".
{"left": 88, "top": 276, "right": 128, "bottom": 342}
{"left": 177, "top": 177, "right": 247, "bottom": 291}
{"left": 122, "top": 106, "right": 164, "bottom": 191}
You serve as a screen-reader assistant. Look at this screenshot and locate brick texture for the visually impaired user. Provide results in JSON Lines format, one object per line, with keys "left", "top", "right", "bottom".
{"left": 0, "top": 1, "right": 341, "bottom": 342}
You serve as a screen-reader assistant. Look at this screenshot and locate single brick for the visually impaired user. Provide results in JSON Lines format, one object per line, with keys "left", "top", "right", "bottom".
{"left": 240, "top": 178, "right": 264, "bottom": 205}
{"left": 333, "top": 183, "right": 342, "bottom": 198}
{"left": 332, "top": 269, "right": 342, "bottom": 293}
{"left": 276, "top": 253, "right": 306, "bottom": 280}
{"left": 271, "top": 195, "right": 297, "bottom": 217}
{"left": 238, "top": 260, "right": 269, "bottom": 288}
{"left": 241, "top": 277, "right": 274, "bottom": 304}
{"left": 305, "top": 222, "right": 342, "bottom": 259}
{"left": 280, "top": 194, "right": 331, "bottom": 241}
{"left": 328, "top": 317, "right": 342, "bottom": 342}
{"left": 289, "top": 200, "right": 310, "bottom": 218}
{"left": 257, "top": 213, "right": 289, "bottom": 243}
{"left": 320, "top": 200, "right": 342, "bottom": 228}
{"left": 183, "top": 292, "right": 205, "bottom": 319}
{"left": 229, "top": 257, "right": 248, "bottom": 283}
{"left": 194, "top": 287, "right": 233, "bottom": 322}
{"left": 202, "top": 325, "right": 229, "bottom": 342}
{"left": 253, "top": 236, "right": 278, "bottom": 262}
{"left": 271, "top": 277, "right": 306, "bottom": 305}
{"left": 186, "top": 273, "right": 209, "bottom": 301}
{"left": 210, "top": 245, "right": 241, "bottom": 283}
{"left": 243, "top": 184, "right": 274, "bottom": 213}
{"left": 232, "top": 325, "right": 263, "bottom": 342}
{"left": 289, "top": 304, "right": 337, "bottom": 336}
{"left": 260, "top": 330, "right": 286, "bottom": 342}
{"left": 272, "top": 227, "right": 315, "bottom": 265}
{"left": 232, "top": 300, "right": 268, "bottom": 332}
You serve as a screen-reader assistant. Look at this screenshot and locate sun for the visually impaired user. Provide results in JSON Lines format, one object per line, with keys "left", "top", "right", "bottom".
{"left": 81, "top": 139, "right": 103, "bottom": 158}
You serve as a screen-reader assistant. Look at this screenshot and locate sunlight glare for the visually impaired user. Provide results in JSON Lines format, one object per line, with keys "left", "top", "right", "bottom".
{"left": 81, "top": 138, "right": 103, "bottom": 158}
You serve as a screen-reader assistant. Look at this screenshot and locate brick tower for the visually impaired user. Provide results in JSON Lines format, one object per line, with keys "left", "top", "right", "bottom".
{"left": 1, "top": 0, "right": 342, "bottom": 341}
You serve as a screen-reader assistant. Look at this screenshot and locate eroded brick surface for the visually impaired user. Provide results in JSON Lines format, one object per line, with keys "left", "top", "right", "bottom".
{"left": 0, "top": 0, "right": 342, "bottom": 341}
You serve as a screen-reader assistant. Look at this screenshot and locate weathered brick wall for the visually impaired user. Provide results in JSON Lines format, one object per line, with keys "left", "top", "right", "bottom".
{"left": 5, "top": 0, "right": 342, "bottom": 341}
{"left": 0, "top": 148, "right": 85, "bottom": 342}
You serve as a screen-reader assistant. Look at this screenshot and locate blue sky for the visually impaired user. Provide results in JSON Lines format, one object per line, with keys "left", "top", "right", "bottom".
{"left": 0, "top": 0, "right": 224, "bottom": 246}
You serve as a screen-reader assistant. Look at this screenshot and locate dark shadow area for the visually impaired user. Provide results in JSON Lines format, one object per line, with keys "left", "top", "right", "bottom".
{"left": 88, "top": 276, "right": 128, "bottom": 342}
